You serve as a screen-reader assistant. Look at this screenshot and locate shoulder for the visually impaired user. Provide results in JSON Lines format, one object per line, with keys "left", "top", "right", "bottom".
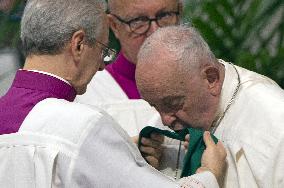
{"left": 20, "top": 98, "right": 121, "bottom": 145}
{"left": 219, "top": 59, "right": 284, "bottom": 105}
{"left": 75, "top": 70, "right": 128, "bottom": 105}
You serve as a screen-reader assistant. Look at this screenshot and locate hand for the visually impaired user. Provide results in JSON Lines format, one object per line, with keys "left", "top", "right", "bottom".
{"left": 196, "top": 131, "right": 227, "bottom": 187}
{"left": 139, "top": 132, "right": 164, "bottom": 169}
{"left": 184, "top": 134, "right": 189, "bottom": 150}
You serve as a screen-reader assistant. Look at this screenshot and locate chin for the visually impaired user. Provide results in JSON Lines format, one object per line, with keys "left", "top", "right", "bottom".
{"left": 76, "top": 87, "right": 87, "bottom": 95}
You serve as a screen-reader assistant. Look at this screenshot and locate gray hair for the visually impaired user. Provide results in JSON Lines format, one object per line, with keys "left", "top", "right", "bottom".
{"left": 138, "top": 25, "right": 217, "bottom": 72}
{"left": 21, "top": 0, "right": 107, "bottom": 56}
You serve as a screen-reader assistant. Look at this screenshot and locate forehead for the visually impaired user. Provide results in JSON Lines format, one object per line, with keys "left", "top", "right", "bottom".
{"left": 116, "top": 0, "right": 178, "bottom": 17}
{"left": 138, "top": 64, "right": 186, "bottom": 101}
{"left": 141, "top": 79, "right": 187, "bottom": 109}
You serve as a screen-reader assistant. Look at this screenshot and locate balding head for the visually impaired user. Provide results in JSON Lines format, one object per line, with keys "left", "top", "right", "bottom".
{"left": 136, "top": 25, "right": 220, "bottom": 97}
{"left": 136, "top": 25, "right": 224, "bottom": 131}
{"left": 137, "top": 25, "right": 218, "bottom": 73}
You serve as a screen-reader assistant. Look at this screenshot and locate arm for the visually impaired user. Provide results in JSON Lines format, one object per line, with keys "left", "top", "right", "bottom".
{"left": 67, "top": 115, "right": 226, "bottom": 188}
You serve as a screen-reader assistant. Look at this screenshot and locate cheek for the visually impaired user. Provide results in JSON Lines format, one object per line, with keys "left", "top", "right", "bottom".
{"left": 120, "top": 34, "right": 147, "bottom": 54}
{"left": 86, "top": 51, "right": 101, "bottom": 76}
{"left": 176, "top": 107, "right": 193, "bottom": 121}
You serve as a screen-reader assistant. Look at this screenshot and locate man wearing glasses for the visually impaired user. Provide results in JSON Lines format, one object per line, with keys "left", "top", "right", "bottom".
{"left": 76, "top": 0, "right": 183, "bottom": 174}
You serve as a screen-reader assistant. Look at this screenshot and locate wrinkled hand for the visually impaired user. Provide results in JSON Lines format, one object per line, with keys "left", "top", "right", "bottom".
{"left": 196, "top": 131, "right": 227, "bottom": 187}
{"left": 139, "top": 132, "right": 164, "bottom": 169}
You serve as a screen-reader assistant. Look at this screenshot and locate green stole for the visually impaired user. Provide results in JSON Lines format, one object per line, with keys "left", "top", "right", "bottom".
{"left": 138, "top": 126, "right": 218, "bottom": 177}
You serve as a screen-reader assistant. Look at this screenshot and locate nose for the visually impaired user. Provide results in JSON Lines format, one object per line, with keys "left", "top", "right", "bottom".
{"left": 160, "top": 111, "right": 176, "bottom": 127}
{"left": 147, "top": 20, "right": 159, "bottom": 36}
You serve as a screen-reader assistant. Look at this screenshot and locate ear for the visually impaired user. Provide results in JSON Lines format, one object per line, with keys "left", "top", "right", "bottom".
{"left": 107, "top": 14, "right": 120, "bottom": 39}
{"left": 201, "top": 66, "right": 222, "bottom": 96}
{"left": 70, "top": 30, "right": 86, "bottom": 66}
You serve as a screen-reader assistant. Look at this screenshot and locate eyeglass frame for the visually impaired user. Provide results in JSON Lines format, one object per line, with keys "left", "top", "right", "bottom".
{"left": 109, "top": 8, "right": 180, "bottom": 35}
{"left": 93, "top": 39, "right": 117, "bottom": 63}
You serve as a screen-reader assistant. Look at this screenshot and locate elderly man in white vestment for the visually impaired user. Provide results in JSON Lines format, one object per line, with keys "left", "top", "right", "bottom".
{"left": 0, "top": 0, "right": 227, "bottom": 187}
{"left": 136, "top": 25, "right": 284, "bottom": 188}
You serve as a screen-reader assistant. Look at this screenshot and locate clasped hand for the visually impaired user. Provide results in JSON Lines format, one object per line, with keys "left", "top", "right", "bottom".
{"left": 136, "top": 133, "right": 190, "bottom": 169}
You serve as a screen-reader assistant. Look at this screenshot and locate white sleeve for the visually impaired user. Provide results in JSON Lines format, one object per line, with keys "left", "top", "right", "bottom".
{"left": 178, "top": 172, "right": 219, "bottom": 188}
{"left": 66, "top": 114, "right": 219, "bottom": 188}
{"left": 262, "top": 136, "right": 284, "bottom": 188}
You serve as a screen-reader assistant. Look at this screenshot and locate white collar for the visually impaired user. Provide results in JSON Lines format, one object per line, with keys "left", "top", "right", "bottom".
{"left": 214, "top": 60, "right": 241, "bottom": 125}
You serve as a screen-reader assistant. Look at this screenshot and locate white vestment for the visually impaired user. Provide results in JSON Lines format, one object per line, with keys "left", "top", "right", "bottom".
{"left": 215, "top": 60, "right": 284, "bottom": 188}
{"left": 76, "top": 70, "right": 160, "bottom": 137}
{"left": 0, "top": 98, "right": 219, "bottom": 188}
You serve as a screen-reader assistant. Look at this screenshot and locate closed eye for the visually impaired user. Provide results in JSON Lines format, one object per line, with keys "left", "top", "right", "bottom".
{"left": 161, "top": 96, "right": 185, "bottom": 113}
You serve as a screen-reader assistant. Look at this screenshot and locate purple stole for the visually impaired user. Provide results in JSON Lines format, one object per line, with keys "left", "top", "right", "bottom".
{"left": 105, "top": 52, "right": 141, "bottom": 99}
{"left": 0, "top": 70, "right": 76, "bottom": 135}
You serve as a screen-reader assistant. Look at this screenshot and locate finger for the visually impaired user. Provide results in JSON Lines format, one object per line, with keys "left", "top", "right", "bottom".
{"left": 140, "top": 146, "right": 162, "bottom": 159}
{"left": 131, "top": 136, "right": 139, "bottom": 144}
{"left": 145, "top": 156, "right": 159, "bottom": 169}
{"left": 217, "top": 141, "right": 227, "bottom": 158}
{"left": 141, "top": 137, "right": 162, "bottom": 148}
{"left": 196, "top": 166, "right": 211, "bottom": 174}
{"left": 183, "top": 141, "right": 189, "bottom": 149}
{"left": 185, "top": 134, "right": 190, "bottom": 142}
{"left": 150, "top": 132, "right": 164, "bottom": 143}
{"left": 203, "top": 131, "right": 215, "bottom": 148}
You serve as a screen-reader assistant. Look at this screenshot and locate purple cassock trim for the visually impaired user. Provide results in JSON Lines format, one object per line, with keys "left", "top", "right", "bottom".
{"left": 0, "top": 70, "right": 76, "bottom": 135}
{"left": 105, "top": 52, "right": 141, "bottom": 99}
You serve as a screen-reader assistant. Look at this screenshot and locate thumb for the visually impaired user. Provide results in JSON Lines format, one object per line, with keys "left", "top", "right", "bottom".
{"left": 203, "top": 131, "right": 215, "bottom": 148}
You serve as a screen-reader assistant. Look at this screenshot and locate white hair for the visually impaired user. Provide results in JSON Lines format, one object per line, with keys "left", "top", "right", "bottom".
{"left": 21, "top": 0, "right": 107, "bottom": 56}
{"left": 138, "top": 25, "right": 217, "bottom": 72}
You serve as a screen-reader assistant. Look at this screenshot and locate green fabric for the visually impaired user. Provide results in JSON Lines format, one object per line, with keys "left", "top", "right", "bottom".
{"left": 138, "top": 126, "right": 218, "bottom": 177}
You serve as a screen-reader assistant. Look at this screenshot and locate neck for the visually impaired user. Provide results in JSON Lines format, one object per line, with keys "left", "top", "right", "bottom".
{"left": 121, "top": 49, "right": 137, "bottom": 65}
{"left": 23, "top": 54, "right": 69, "bottom": 81}
{"left": 210, "top": 62, "right": 240, "bottom": 133}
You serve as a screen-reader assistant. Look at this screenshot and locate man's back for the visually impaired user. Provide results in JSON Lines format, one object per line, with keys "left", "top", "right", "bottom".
{"left": 0, "top": 70, "right": 76, "bottom": 135}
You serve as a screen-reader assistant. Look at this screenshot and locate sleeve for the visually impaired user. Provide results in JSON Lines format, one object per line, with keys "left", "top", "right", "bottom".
{"left": 263, "top": 136, "right": 284, "bottom": 188}
{"left": 178, "top": 172, "right": 219, "bottom": 188}
{"left": 66, "top": 113, "right": 219, "bottom": 188}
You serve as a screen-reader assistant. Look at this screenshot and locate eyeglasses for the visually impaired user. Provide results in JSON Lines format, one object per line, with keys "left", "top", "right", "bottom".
{"left": 110, "top": 10, "right": 179, "bottom": 35}
{"left": 94, "top": 39, "right": 117, "bottom": 64}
